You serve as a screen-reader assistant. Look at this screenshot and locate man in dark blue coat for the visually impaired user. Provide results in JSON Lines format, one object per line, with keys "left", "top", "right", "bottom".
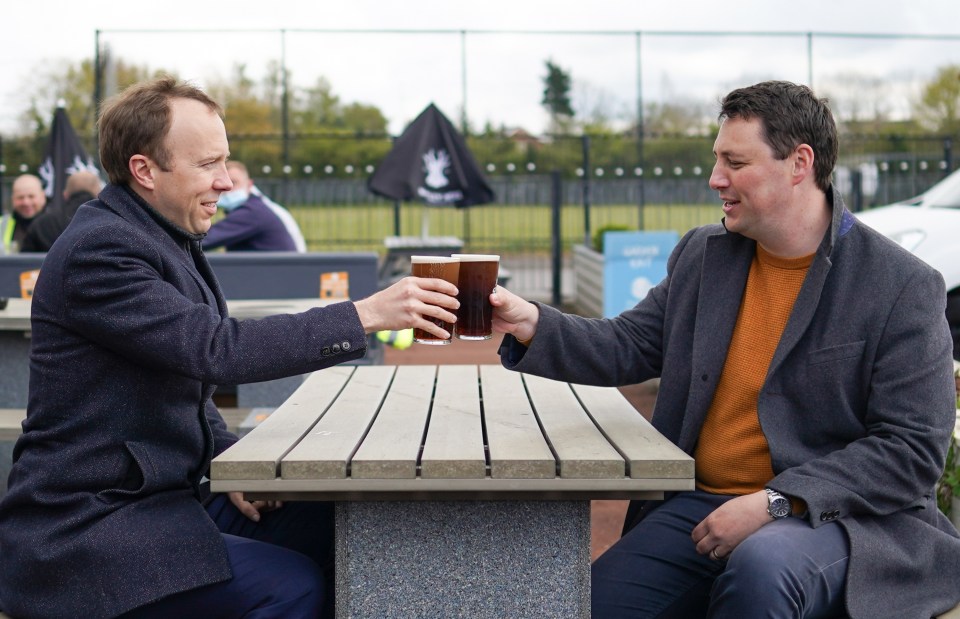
{"left": 0, "top": 77, "right": 459, "bottom": 619}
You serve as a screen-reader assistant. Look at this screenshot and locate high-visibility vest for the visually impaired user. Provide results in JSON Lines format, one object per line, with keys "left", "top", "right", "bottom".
{"left": 0, "top": 215, "right": 14, "bottom": 254}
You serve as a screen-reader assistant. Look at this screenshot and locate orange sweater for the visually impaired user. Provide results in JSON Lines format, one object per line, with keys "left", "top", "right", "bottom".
{"left": 695, "top": 245, "right": 813, "bottom": 495}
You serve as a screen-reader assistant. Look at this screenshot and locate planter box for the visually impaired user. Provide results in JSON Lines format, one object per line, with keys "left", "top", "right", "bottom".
{"left": 572, "top": 245, "right": 604, "bottom": 317}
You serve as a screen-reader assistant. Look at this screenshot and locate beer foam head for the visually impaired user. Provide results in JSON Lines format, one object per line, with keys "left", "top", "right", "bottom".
{"left": 411, "top": 255, "right": 459, "bottom": 263}
{"left": 451, "top": 254, "right": 500, "bottom": 262}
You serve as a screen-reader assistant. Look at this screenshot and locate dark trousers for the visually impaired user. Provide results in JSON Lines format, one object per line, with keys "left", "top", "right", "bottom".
{"left": 591, "top": 490, "right": 849, "bottom": 619}
{"left": 121, "top": 495, "right": 335, "bottom": 619}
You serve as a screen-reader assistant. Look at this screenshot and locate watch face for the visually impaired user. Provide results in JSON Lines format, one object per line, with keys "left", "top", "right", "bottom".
{"left": 769, "top": 497, "right": 791, "bottom": 519}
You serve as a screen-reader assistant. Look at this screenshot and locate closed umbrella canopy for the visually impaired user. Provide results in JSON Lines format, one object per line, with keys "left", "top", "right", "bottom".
{"left": 37, "top": 106, "right": 99, "bottom": 210}
{"left": 368, "top": 103, "right": 494, "bottom": 208}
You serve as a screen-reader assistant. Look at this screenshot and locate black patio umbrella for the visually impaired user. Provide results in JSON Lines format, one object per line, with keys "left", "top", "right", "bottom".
{"left": 37, "top": 104, "right": 98, "bottom": 211}
{"left": 368, "top": 103, "right": 494, "bottom": 236}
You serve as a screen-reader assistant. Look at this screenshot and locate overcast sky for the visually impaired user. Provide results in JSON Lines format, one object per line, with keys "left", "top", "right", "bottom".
{"left": 4, "top": 0, "right": 960, "bottom": 135}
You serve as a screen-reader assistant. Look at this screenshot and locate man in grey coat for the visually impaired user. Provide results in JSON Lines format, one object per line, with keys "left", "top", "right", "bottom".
{"left": 0, "top": 78, "right": 459, "bottom": 618}
{"left": 492, "top": 81, "right": 960, "bottom": 618}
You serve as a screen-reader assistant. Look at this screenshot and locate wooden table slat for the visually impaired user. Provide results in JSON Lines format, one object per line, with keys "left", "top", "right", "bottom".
{"left": 570, "top": 383, "right": 694, "bottom": 479}
{"left": 210, "top": 365, "right": 697, "bottom": 500}
{"left": 282, "top": 365, "right": 396, "bottom": 479}
{"left": 351, "top": 365, "right": 436, "bottom": 479}
{"left": 522, "top": 374, "right": 626, "bottom": 479}
{"left": 211, "top": 365, "right": 355, "bottom": 480}
{"left": 420, "top": 365, "right": 486, "bottom": 478}
{"left": 479, "top": 365, "right": 556, "bottom": 479}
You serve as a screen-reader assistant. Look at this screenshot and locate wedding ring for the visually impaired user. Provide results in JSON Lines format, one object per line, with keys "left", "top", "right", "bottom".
{"left": 709, "top": 548, "right": 722, "bottom": 561}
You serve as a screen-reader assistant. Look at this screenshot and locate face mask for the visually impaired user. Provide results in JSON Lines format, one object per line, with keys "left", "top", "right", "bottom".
{"left": 218, "top": 188, "right": 249, "bottom": 210}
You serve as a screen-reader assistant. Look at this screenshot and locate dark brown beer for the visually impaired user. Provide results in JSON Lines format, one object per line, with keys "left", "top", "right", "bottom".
{"left": 452, "top": 254, "right": 500, "bottom": 340}
{"left": 411, "top": 256, "right": 460, "bottom": 345}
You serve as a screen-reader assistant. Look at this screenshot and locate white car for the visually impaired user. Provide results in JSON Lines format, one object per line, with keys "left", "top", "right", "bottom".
{"left": 856, "top": 167, "right": 960, "bottom": 358}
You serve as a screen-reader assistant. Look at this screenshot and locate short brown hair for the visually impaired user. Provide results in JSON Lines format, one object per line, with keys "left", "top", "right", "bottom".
{"left": 719, "top": 81, "right": 838, "bottom": 193}
{"left": 98, "top": 76, "right": 223, "bottom": 185}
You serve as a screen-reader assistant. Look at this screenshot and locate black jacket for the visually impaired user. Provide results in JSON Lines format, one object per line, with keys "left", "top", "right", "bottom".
{"left": 19, "top": 190, "right": 96, "bottom": 253}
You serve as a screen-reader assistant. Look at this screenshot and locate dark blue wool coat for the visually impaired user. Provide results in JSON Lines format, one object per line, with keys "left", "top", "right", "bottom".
{"left": 0, "top": 184, "right": 366, "bottom": 618}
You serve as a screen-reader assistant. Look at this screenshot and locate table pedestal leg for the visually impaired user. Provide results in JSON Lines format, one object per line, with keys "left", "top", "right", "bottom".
{"left": 335, "top": 500, "right": 590, "bottom": 618}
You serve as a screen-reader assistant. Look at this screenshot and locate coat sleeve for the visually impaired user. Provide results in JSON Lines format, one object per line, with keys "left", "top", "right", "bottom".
{"left": 498, "top": 228, "right": 703, "bottom": 386}
{"left": 57, "top": 223, "right": 367, "bottom": 385}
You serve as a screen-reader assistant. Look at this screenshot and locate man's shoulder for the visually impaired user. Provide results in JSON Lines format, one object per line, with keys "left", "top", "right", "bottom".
{"left": 848, "top": 217, "right": 935, "bottom": 272}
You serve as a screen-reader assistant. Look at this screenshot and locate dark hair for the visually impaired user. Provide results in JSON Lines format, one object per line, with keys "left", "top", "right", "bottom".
{"left": 719, "top": 81, "right": 837, "bottom": 192}
{"left": 98, "top": 76, "right": 223, "bottom": 185}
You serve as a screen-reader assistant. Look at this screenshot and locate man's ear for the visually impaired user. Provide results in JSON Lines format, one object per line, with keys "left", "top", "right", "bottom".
{"left": 129, "top": 155, "right": 156, "bottom": 191}
{"left": 792, "top": 143, "right": 815, "bottom": 186}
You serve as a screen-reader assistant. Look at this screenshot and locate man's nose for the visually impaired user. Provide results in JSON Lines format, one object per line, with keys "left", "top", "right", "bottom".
{"left": 708, "top": 165, "right": 727, "bottom": 190}
{"left": 215, "top": 169, "right": 233, "bottom": 191}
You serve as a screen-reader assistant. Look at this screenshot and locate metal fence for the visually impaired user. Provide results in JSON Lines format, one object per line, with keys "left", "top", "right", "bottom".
{"left": 1, "top": 132, "right": 955, "bottom": 304}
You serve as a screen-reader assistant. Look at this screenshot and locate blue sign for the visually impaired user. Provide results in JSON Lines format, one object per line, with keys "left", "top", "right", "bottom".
{"left": 602, "top": 231, "right": 679, "bottom": 317}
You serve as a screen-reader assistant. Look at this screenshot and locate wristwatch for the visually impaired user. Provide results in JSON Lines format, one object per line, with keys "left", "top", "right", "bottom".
{"left": 765, "top": 488, "right": 792, "bottom": 519}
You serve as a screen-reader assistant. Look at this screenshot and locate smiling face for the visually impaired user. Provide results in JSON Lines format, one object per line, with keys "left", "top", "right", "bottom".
{"left": 133, "top": 98, "right": 232, "bottom": 235}
{"left": 12, "top": 175, "right": 46, "bottom": 219}
{"left": 709, "top": 116, "right": 798, "bottom": 246}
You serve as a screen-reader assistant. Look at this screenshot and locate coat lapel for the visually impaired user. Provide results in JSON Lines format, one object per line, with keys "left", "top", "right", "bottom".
{"left": 678, "top": 229, "right": 755, "bottom": 449}
{"left": 99, "top": 185, "right": 223, "bottom": 313}
{"left": 767, "top": 188, "right": 847, "bottom": 378}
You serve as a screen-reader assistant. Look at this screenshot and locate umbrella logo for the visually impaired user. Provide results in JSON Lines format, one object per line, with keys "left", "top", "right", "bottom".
{"left": 423, "top": 149, "right": 451, "bottom": 189}
{"left": 38, "top": 155, "right": 97, "bottom": 198}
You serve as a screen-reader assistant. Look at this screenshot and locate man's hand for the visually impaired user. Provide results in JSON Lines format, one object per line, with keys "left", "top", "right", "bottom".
{"left": 490, "top": 286, "right": 540, "bottom": 342}
{"left": 354, "top": 276, "right": 459, "bottom": 337}
{"left": 228, "top": 491, "right": 282, "bottom": 523}
{"left": 690, "top": 490, "right": 770, "bottom": 561}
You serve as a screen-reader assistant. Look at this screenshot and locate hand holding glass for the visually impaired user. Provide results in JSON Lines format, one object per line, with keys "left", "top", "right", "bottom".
{"left": 452, "top": 254, "right": 500, "bottom": 340}
{"left": 411, "top": 256, "right": 460, "bottom": 345}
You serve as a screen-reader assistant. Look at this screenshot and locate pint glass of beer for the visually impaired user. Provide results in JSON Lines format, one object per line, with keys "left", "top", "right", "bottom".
{"left": 452, "top": 254, "right": 500, "bottom": 340}
{"left": 411, "top": 256, "right": 460, "bottom": 345}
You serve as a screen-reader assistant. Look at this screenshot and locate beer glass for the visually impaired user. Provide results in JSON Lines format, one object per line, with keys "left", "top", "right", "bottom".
{"left": 411, "top": 256, "right": 460, "bottom": 345}
{"left": 451, "top": 254, "right": 500, "bottom": 340}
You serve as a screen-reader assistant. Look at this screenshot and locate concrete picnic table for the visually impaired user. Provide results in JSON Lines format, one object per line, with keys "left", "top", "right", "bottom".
{"left": 212, "top": 363, "right": 694, "bottom": 618}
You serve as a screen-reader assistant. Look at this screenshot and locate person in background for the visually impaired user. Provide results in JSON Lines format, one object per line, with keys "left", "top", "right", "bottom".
{"left": 489, "top": 80, "right": 960, "bottom": 618}
{"left": 0, "top": 77, "right": 459, "bottom": 619}
{"left": 20, "top": 170, "right": 104, "bottom": 253}
{"left": 202, "top": 160, "right": 307, "bottom": 252}
{"left": 0, "top": 174, "right": 47, "bottom": 253}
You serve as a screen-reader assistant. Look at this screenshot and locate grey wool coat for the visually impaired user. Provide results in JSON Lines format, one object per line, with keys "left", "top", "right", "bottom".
{"left": 0, "top": 184, "right": 368, "bottom": 618}
{"left": 501, "top": 187, "right": 960, "bottom": 618}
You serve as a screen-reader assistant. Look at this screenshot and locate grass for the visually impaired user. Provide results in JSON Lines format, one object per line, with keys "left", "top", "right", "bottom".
{"left": 282, "top": 202, "right": 722, "bottom": 253}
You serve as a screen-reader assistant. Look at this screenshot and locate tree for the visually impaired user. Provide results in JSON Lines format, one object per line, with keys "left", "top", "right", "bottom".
{"left": 17, "top": 57, "right": 160, "bottom": 138}
{"left": 8, "top": 56, "right": 391, "bottom": 178}
{"left": 542, "top": 60, "right": 574, "bottom": 135}
{"left": 819, "top": 72, "right": 892, "bottom": 126}
{"left": 914, "top": 64, "right": 960, "bottom": 136}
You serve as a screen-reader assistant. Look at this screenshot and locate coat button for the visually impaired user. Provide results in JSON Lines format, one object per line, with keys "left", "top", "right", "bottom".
{"left": 321, "top": 346, "right": 331, "bottom": 356}
{"left": 342, "top": 341, "right": 351, "bottom": 351}
{"left": 332, "top": 343, "right": 341, "bottom": 353}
